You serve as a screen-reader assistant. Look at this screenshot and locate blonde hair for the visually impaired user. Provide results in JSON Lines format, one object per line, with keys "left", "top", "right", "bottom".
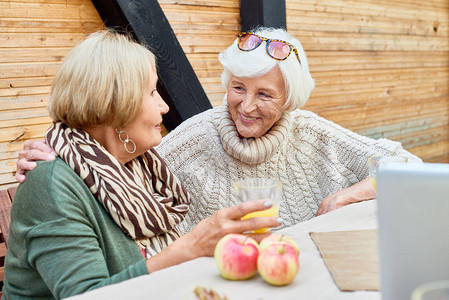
{"left": 219, "top": 27, "right": 315, "bottom": 111}
{"left": 49, "top": 29, "right": 156, "bottom": 129}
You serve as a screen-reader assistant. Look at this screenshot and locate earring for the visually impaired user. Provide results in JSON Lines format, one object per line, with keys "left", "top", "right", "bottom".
{"left": 116, "top": 128, "right": 136, "bottom": 154}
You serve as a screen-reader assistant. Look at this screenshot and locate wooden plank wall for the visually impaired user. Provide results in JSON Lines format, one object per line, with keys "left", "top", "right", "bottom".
{"left": 287, "top": 0, "right": 449, "bottom": 163}
{"left": 0, "top": 0, "right": 448, "bottom": 189}
{"left": 0, "top": 0, "right": 105, "bottom": 188}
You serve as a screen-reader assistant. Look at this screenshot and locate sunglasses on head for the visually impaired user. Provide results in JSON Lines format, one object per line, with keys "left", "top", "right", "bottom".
{"left": 237, "top": 32, "right": 301, "bottom": 64}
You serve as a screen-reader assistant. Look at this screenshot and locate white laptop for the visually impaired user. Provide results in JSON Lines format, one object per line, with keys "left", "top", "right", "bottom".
{"left": 377, "top": 163, "right": 449, "bottom": 300}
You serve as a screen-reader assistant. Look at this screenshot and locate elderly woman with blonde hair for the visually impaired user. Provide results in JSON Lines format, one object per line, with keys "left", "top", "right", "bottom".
{"left": 3, "top": 30, "right": 281, "bottom": 299}
{"left": 15, "top": 27, "right": 421, "bottom": 236}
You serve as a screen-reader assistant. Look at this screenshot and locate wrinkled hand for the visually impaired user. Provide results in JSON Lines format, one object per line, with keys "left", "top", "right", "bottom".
{"left": 15, "top": 139, "right": 56, "bottom": 183}
{"left": 316, "top": 177, "right": 375, "bottom": 216}
{"left": 187, "top": 200, "right": 283, "bottom": 257}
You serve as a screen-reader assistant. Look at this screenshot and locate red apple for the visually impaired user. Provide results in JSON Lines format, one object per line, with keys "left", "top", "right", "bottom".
{"left": 214, "top": 234, "right": 260, "bottom": 280}
{"left": 259, "top": 234, "right": 300, "bottom": 256}
{"left": 257, "top": 243, "right": 299, "bottom": 286}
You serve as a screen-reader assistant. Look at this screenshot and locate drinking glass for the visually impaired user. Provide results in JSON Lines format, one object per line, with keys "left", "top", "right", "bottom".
{"left": 234, "top": 178, "right": 282, "bottom": 234}
{"left": 368, "top": 155, "right": 408, "bottom": 192}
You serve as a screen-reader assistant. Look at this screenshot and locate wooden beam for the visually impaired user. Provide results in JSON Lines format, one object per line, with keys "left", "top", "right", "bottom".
{"left": 240, "top": 0, "right": 286, "bottom": 31}
{"left": 90, "top": 0, "right": 212, "bottom": 131}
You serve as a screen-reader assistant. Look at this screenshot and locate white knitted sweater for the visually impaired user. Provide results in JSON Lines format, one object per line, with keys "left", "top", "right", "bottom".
{"left": 156, "top": 104, "right": 421, "bottom": 234}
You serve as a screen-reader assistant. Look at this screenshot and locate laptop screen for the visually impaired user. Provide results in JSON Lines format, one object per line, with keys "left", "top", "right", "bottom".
{"left": 377, "top": 163, "right": 449, "bottom": 300}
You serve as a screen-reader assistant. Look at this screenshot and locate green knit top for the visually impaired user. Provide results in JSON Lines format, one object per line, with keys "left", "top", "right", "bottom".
{"left": 2, "top": 158, "right": 148, "bottom": 299}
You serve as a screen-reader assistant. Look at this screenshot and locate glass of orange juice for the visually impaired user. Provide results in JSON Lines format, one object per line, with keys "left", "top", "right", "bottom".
{"left": 368, "top": 155, "right": 408, "bottom": 192}
{"left": 234, "top": 178, "right": 282, "bottom": 233}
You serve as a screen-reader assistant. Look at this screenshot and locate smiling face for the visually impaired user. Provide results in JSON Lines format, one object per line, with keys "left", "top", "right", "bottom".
{"left": 123, "top": 67, "right": 169, "bottom": 155}
{"left": 226, "top": 66, "right": 287, "bottom": 139}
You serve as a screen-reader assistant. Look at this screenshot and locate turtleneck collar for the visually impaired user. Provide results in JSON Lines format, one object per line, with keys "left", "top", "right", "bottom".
{"left": 213, "top": 96, "right": 291, "bottom": 164}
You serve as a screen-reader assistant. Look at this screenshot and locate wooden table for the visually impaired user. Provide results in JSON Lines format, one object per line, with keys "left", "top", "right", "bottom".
{"left": 67, "top": 200, "right": 381, "bottom": 300}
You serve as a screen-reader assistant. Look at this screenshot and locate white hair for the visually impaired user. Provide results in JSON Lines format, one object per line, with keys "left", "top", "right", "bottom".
{"left": 219, "top": 27, "right": 315, "bottom": 111}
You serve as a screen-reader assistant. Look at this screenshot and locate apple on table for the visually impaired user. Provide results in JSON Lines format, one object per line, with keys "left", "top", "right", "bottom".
{"left": 214, "top": 233, "right": 260, "bottom": 280}
{"left": 257, "top": 241, "right": 299, "bottom": 286}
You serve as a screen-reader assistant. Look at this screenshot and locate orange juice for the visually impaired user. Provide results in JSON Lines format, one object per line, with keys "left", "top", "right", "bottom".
{"left": 241, "top": 205, "right": 280, "bottom": 233}
{"left": 371, "top": 177, "right": 377, "bottom": 192}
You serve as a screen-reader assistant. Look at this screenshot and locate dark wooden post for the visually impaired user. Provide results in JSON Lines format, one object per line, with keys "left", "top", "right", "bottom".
{"left": 91, "top": 0, "right": 212, "bottom": 131}
{"left": 240, "top": 0, "right": 286, "bottom": 31}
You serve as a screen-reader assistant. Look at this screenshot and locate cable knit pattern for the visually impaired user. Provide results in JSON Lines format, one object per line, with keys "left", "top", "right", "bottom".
{"left": 156, "top": 105, "right": 421, "bottom": 234}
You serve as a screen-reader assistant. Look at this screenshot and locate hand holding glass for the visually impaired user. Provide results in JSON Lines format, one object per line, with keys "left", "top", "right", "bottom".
{"left": 368, "top": 156, "right": 408, "bottom": 192}
{"left": 234, "top": 178, "right": 282, "bottom": 233}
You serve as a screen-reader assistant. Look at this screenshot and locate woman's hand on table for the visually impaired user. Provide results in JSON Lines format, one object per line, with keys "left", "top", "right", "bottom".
{"left": 15, "top": 140, "right": 56, "bottom": 183}
{"left": 316, "top": 177, "right": 376, "bottom": 216}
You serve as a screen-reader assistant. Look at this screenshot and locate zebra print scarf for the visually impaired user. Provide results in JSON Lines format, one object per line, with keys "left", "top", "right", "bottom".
{"left": 46, "top": 122, "right": 191, "bottom": 256}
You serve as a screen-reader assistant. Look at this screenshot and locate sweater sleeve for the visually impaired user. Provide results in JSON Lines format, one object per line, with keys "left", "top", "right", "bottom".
{"left": 292, "top": 110, "right": 422, "bottom": 181}
{"left": 27, "top": 221, "right": 147, "bottom": 297}
{"left": 12, "top": 160, "right": 148, "bottom": 298}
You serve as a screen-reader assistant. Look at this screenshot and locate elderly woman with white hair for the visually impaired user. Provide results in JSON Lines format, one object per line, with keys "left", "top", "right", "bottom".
{"left": 15, "top": 27, "right": 421, "bottom": 235}
{"left": 154, "top": 27, "right": 421, "bottom": 233}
